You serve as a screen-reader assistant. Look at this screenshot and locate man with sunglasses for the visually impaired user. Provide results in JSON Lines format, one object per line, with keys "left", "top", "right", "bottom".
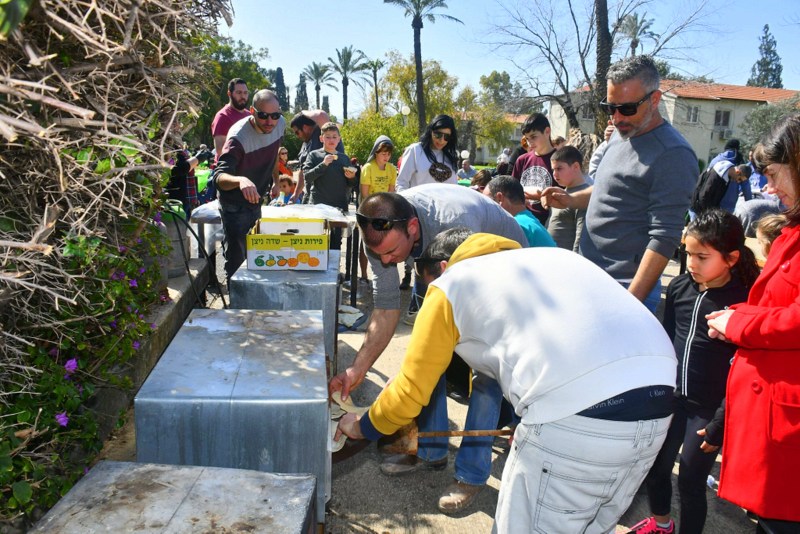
{"left": 542, "top": 55, "right": 697, "bottom": 313}
{"left": 331, "top": 183, "right": 528, "bottom": 513}
{"left": 213, "top": 89, "right": 286, "bottom": 279}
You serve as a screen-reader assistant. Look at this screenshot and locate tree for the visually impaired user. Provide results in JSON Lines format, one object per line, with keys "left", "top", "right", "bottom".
{"left": 383, "top": 0, "right": 462, "bottom": 134}
{"left": 383, "top": 51, "right": 458, "bottom": 129}
{"left": 747, "top": 24, "right": 783, "bottom": 89}
{"left": 454, "top": 86, "right": 514, "bottom": 159}
{"left": 740, "top": 96, "right": 800, "bottom": 149}
{"left": 654, "top": 59, "right": 714, "bottom": 83}
{"left": 302, "top": 62, "right": 337, "bottom": 110}
{"left": 328, "top": 45, "right": 370, "bottom": 120}
{"left": 340, "top": 112, "right": 419, "bottom": 163}
{"left": 478, "top": 70, "right": 538, "bottom": 113}
{"left": 489, "top": 0, "right": 708, "bottom": 135}
{"left": 322, "top": 95, "right": 330, "bottom": 114}
{"left": 187, "top": 35, "right": 272, "bottom": 145}
{"left": 274, "top": 67, "right": 288, "bottom": 110}
{"left": 294, "top": 74, "right": 310, "bottom": 113}
{"left": 616, "top": 12, "right": 658, "bottom": 57}
{"left": 365, "top": 58, "right": 387, "bottom": 114}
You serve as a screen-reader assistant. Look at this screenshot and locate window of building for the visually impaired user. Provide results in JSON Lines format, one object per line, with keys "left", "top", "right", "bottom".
{"left": 686, "top": 105, "right": 699, "bottom": 123}
{"left": 581, "top": 105, "right": 594, "bottom": 120}
{"left": 714, "top": 110, "right": 731, "bottom": 128}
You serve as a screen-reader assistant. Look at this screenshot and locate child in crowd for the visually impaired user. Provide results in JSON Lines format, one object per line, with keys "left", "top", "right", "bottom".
{"left": 755, "top": 212, "right": 788, "bottom": 258}
{"left": 302, "top": 122, "right": 356, "bottom": 249}
{"left": 548, "top": 146, "right": 590, "bottom": 252}
{"left": 357, "top": 135, "right": 397, "bottom": 286}
{"left": 512, "top": 113, "right": 557, "bottom": 225}
{"left": 469, "top": 169, "right": 493, "bottom": 192}
{"left": 274, "top": 175, "right": 297, "bottom": 205}
{"left": 631, "top": 209, "right": 760, "bottom": 534}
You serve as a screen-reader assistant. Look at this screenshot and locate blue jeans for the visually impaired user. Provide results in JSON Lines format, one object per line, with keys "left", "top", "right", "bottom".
{"left": 220, "top": 202, "right": 261, "bottom": 279}
{"left": 621, "top": 279, "right": 662, "bottom": 315}
{"left": 417, "top": 371, "right": 508, "bottom": 485}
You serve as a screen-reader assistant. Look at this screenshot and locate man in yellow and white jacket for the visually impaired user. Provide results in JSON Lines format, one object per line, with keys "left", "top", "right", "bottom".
{"left": 337, "top": 230, "right": 677, "bottom": 534}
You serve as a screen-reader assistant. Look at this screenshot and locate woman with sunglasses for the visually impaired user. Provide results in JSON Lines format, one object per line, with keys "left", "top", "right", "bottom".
{"left": 706, "top": 114, "right": 800, "bottom": 533}
{"left": 395, "top": 114, "right": 459, "bottom": 192}
{"left": 277, "top": 147, "right": 293, "bottom": 178}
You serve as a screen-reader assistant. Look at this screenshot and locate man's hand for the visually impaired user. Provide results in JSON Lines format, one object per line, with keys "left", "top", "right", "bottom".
{"left": 696, "top": 428, "right": 720, "bottom": 453}
{"left": 706, "top": 309, "right": 734, "bottom": 342}
{"left": 238, "top": 176, "right": 260, "bottom": 204}
{"left": 329, "top": 366, "right": 366, "bottom": 401}
{"left": 335, "top": 413, "right": 363, "bottom": 441}
{"left": 541, "top": 186, "right": 573, "bottom": 209}
{"left": 323, "top": 154, "right": 337, "bottom": 166}
{"left": 604, "top": 120, "right": 615, "bottom": 142}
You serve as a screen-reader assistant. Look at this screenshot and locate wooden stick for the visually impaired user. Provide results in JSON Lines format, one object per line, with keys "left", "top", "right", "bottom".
{"left": 418, "top": 429, "right": 513, "bottom": 438}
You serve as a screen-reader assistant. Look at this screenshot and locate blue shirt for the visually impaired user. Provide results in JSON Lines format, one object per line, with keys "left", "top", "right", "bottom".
{"left": 515, "top": 210, "right": 556, "bottom": 248}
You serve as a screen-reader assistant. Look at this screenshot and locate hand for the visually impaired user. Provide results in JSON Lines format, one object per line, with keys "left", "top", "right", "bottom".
{"left": 344, "top": 168, "right": 356, "bottom": 179}
{"left": 335, "top": 412, "right": 364, "bottom": 441}
{"left": 604, "top": 120, "right": 615, "bottom": 142}
{"left": 541, "top": 186, "right": 573, "bottom": 209}
{"left": 523, "top": 189, "right": 542, "bottom": 202}
{"left": 706, "top": 309, "right": 734, "bottom": 342}
{"left": 238, "top": 176, "right": 260, "bottom": 204}
{"left": 329, "top": 366, "right": 365, "bottom": 401}
{"left": 323, "top": 154, "right": 337, "bottom": 166}
{"left": 697, "top": 428, "right": 720, "bottom": 453}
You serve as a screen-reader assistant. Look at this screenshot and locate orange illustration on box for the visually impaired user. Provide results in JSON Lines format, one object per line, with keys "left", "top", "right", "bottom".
{"left": 307, "top": 257, "right": 320, "bottom": 267}
{"left": 288, "top": 257, "right": 299, "bottom": 267}
{"left": 297, "top": 252, "right": 310, "bottom": 264}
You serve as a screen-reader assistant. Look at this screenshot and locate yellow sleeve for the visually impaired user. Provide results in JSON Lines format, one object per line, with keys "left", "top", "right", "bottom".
{"left": 367, "top": 286, "right": 460, "bottom": 435}
{"left": 361, "top": 163, "right": 373, "bottom": 186}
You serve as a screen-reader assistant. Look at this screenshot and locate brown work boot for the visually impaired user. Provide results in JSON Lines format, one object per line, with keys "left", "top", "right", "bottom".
{"left": 437, "top": 480, "right": 484, "bottom": 514}
{"left": 379, "top": 454, "right": 447, "bottom": 476}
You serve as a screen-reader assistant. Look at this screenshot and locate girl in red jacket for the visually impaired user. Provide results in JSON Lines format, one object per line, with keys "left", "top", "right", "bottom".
{"left": 707, "top": 114, "right": 800, "bottom": 532}
{"left": 632, "top": 210, "right": 759, "bottom": 534}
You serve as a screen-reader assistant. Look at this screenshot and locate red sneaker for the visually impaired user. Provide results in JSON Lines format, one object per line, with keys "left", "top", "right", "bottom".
{"left": 628, "top": 517, "right": 675, "bottom": 533}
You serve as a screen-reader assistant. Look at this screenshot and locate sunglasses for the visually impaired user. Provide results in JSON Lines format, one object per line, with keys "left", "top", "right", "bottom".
{"left": 414, "top": 256, "right": 448, "bottom": 278}
{"left": 599, "top": 91, "right": 655, "bottom": 117}
{"left": 255, "top": 111, "right": 282, "bottom": 120}
{"left": 432, "top": 131, "right": 451, "bottom": 142}
{"left": 355, "top": 212, "right": 408, "bottom": 232}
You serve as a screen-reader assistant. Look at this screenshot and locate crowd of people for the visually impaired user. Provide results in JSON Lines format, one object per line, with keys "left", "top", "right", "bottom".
{"left": 174, "top": 54, "right": 798, "bottom": 534}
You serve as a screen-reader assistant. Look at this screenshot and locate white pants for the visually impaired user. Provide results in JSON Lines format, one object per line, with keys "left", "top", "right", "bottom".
{"left": 494, "top": 414, "right": 672, "bottom": 534}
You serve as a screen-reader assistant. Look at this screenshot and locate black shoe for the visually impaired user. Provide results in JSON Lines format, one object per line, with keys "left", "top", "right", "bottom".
{"left": 379, "top": 454, "right": 447, "bottom": 476}
{"left": 399, "top": 271, "right": 412, "bottom": 290}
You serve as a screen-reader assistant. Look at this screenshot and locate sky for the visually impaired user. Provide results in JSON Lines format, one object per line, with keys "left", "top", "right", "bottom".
{"left": 217, "top": 0, "right": 800, "bottom": 120}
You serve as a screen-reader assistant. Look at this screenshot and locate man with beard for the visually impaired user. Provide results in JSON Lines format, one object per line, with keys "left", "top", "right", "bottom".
{"left": 211, "top": 78, "right": 251, "bottom": 158}
{"left": 542, "top": 55, "right": 697, "bottom": 313}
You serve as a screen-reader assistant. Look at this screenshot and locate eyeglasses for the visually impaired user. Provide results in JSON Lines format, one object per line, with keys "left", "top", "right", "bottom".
{"left": 414, "top": 256, "right": 449, "bottom": 278}
{"left": 599, "top": 91, "right": 655, "bottom": 117}
{"left": 432, "top": 131, "right": 451, "bottom": 142}
{"left": 255, "top": 111, "right": 282, "bottom": 120}
{"left": 355, "top": 212, "right": 408, "bottom": 232}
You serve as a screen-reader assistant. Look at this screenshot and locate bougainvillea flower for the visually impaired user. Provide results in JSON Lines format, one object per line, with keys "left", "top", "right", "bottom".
{"left": 55, "top": 412, "right": 69, "bottom": 427}
{"left": 129, "top": 279, "right": 138, "bottom": 288}
{"left": 64, "top": 359, "right": 78, "bottom": 374}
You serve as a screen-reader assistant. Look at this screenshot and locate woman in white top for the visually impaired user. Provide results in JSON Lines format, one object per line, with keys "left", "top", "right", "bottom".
{"left": 396, "top": 114, "right": 459, "bottom": 191}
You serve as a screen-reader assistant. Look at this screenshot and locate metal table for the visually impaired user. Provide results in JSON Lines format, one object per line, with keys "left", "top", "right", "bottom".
{"left": 135, "top": 309, "right": 329, "bottom": 519}
{"left": 30, "top": 461, "right": 316, "bottom": 533}
{"left": 229, "top": 250, "right": 340, "bottom": 372}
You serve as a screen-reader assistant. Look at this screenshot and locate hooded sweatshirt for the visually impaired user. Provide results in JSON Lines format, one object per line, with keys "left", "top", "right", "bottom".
{"left": 360, "top": 234, "right": 677, "bottom": 440}
{"left": 360, "top": 135, "right": 397, "bottom": 195}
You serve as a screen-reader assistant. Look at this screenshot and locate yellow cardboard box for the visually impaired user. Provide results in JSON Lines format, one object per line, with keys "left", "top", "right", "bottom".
{"left": 246, "top": 218, "right": 329, "bottom": 271}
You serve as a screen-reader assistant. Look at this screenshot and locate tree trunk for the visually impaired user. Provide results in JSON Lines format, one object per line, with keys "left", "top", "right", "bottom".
{"left": 315, "top": 84, "right": 321, "bottom": 109}
{"left": 413, "top": 16, "right": 425, "bottom": 135}
{"left": 342, "top": 78, "right": 349, "bottom": 120}
{"left": 373, "top": 70, "right": 379, "bottom": 114}
{"left": 594, "top": 0, "right": 611, "bottom": 136}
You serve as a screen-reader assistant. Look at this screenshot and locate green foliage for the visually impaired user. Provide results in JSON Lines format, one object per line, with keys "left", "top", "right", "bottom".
{"left": 328, "top": 45, "right": 370, "bottom": 120}
{"left": 274, "top": 67, "right": 288, "bottom": 111}
{"left": 740, "top": 96, "right": 800, "bottom": 150}
{"left": 747, "top": 24, "right": 783, "bottom": 89}
{"left": 654, "top": 59, "right": 714, "bottom": 83}
{"left": 339, "top": 112, "right": 419, "bottom": 164}
{"left": 0, "top": 0, "right": 33, "bottom": 36}
{"left": 185, "top": 34, "right": 272, "bottom": 146}
{"left": 294, "top": 74, "right": 310, "bottom": 113}
{"left": 479, "top": 70, "right": 537, "bottom": 114}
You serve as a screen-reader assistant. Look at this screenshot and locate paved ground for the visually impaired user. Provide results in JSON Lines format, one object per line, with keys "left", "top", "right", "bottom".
{"left": 97, "top": 234, "right": 756, "bottom": 533}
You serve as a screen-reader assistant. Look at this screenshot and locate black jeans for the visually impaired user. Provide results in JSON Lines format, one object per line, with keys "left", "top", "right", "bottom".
{"left": 220, "top": 202, "right": 261, "bottom": 280}
{"left": 644, "top": 397, "right": 719, "bottom": 534}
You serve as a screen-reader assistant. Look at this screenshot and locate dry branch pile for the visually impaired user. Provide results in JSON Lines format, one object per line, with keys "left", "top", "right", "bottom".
{"left": 0, "top": 0, "right": 230, "bottom": 521}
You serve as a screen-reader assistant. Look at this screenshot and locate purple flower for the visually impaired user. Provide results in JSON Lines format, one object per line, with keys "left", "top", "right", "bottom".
{"left": 55, "top": 412, "right": 69, "bottom": 427}
{"left": 119, "top": 245, "right": 128, "bottom": 253}
{"left": 150, "top": 322, "right": 157, "bottom": 330}
{"left": 153, "top": 212, "right": 163, "bottom": 223}
{"left": 139, "top": 267, "right": 146, "bottom": 274}
{"left": 64, "top": 358, "right": 78, "bottom": 374}
{"left": 132, "top": 340, "right": 141, "bottom": 350}
{"left": 129, "top": 279, "right": 138, "bottom": 288}
{"left": 109, "top": 320, "right": 117, "bottom": 329}
{"left": 136, "top": 238, "right": 143, "bottom": 245}
{"left": 48, "top": 347, "right": 59, "bottom": 357}
{"left": 138, "top": 314, "right": 144, "bottom": 320}
{"left": 110, "top": 270, "right": 125, "bottom": 281}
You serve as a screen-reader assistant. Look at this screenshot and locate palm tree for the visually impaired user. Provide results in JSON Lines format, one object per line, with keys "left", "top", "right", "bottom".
{"left": 365, "top": 58, "right": 386, "bottom": 114}
{"left": 302, "top": 62, "right": 337, "bottom": 110}
{"left": 617, "top": 12, "right": 658, "bottom": 57}
{"left": 327, "top": 45, "right": 370, "bottom": 120}
{"left": 384, "top": 0, "right": 462, "bottom": 134}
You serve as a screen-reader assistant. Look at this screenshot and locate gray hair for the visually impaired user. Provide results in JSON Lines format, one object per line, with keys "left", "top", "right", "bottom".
{"left": 606, "top": 55, "right": 660, "bottom": 93}
{"left": 252, "top": 89, "right": 278, "bottom": 108}
{"left": 486, "top": 175, "right": 525, "bottom": 204}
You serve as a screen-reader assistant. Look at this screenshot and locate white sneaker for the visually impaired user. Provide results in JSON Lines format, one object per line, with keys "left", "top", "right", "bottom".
{"left": 402, "top": 309, "right": 417, "bottom": 326}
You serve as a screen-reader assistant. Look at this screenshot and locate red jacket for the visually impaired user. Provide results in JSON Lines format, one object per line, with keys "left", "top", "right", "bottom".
{"left": 718, "top": 224, "right": 800, "bottom": 521}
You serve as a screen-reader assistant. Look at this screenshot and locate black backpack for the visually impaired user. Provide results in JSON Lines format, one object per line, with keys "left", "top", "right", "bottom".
{"left": 690, "top": 167, "right": 729, "bottom": 213}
